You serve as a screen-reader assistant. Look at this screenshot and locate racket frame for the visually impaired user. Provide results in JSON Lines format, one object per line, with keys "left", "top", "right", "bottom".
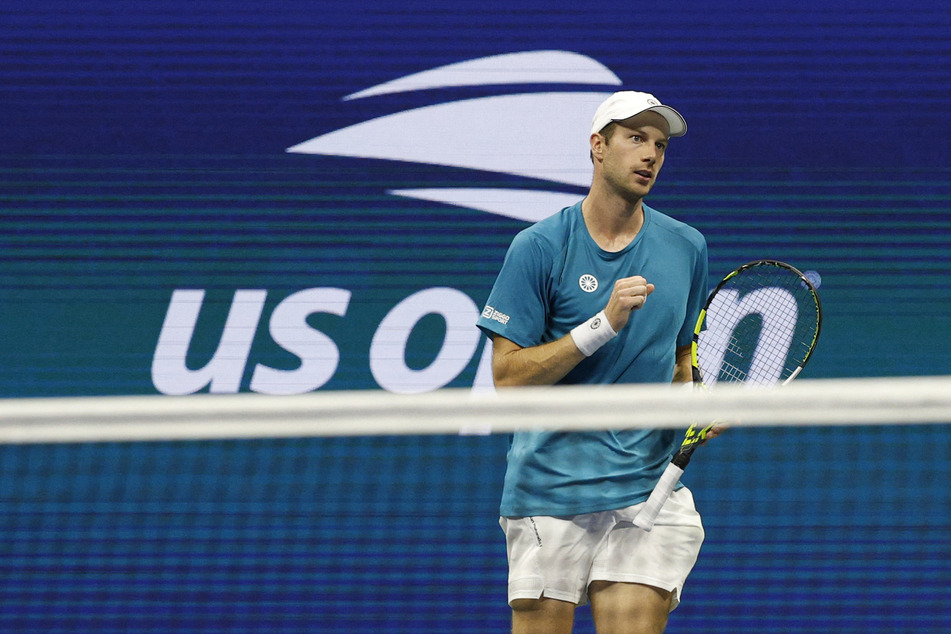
{"left": 633, "top": 259, "right": 822, "bottom": 531}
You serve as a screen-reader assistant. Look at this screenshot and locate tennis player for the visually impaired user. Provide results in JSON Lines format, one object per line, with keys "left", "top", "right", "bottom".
{"left": 476, "top": 91, "right": 711, "bottom": 634}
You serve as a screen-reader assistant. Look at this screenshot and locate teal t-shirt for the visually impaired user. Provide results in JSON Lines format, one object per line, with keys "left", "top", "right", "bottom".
{"left": 477, "top": 200, "right": 708, "bottom": 516}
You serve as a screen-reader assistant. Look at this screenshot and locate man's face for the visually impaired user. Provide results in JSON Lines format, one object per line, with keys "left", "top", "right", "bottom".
{"left": 594, "top": 111, "right": 671, "bottom": 202}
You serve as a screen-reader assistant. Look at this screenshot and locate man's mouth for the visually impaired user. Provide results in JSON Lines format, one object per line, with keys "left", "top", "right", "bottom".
{"left": 634, "top": 170, "right": 653, "bottom": 180}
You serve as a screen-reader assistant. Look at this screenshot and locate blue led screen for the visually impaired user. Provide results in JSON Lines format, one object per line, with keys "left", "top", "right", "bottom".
{"left": 1, "top": 1, "right": 949, "bottom": 631}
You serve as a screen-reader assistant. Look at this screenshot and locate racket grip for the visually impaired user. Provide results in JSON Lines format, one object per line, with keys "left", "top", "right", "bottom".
{"left": 632, "top": 462, "right": 685, "bottom": 532}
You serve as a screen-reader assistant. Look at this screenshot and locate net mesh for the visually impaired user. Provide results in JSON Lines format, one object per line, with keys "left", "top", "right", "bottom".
{"left": 1, "top": 377, "right": 950, "bottom": 634}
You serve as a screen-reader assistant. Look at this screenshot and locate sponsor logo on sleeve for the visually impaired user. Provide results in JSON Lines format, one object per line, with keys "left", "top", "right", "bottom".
{"left": 481, "top": 305, "right": 510, "bottom": 325}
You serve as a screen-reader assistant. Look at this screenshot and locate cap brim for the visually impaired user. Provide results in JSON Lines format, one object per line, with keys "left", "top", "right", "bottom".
{"left": 644, "top": 105, "right": 687, "bottom": 137}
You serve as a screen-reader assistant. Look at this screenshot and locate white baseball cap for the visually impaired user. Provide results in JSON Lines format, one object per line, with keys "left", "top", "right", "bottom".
{"left": 590, "top": 91, "right": 687, "bottom": 137}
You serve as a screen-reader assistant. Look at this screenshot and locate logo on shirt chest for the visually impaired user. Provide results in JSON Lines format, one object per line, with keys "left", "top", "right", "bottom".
{"left": 578, "top": 274, "right": 599, "bottom": 293}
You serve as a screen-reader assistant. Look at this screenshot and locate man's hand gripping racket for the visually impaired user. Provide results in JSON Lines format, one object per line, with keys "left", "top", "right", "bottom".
{"left": 633, "top": 260, "right": 823, "bottom": 531}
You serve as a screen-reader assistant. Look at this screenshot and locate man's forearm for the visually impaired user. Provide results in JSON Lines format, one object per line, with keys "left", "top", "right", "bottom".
{"left": 492, "top": 335, "right": 586, "bottom": 387}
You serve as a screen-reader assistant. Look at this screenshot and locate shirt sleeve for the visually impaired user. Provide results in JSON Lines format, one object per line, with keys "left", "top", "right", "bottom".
{"left": 676, "top": 234, "right": 709, "bottom": 349}
{"left": 476, "top": 229, "right": 552, "bottom": 349}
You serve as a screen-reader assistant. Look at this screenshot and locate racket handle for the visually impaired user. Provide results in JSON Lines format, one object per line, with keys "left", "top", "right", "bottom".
{"left": 633, "top": 462, "right": 685, "bottom": 532}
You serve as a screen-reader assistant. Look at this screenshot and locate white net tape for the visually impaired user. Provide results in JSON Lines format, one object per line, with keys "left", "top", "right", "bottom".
{"left": 2, "top": 375, "right": 950, "bottom": 444}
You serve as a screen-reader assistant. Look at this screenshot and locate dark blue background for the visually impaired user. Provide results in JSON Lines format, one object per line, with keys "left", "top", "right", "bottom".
{"left": 1, "top": 1, "right": 949, "bottom": 631}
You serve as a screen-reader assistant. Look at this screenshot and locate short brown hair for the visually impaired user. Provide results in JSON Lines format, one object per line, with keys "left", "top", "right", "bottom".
{"left": 598, "top": 121, "right": 619, "bottom": 142}
{"left": 590, "top": 121, "right": 618, "bottom": 163}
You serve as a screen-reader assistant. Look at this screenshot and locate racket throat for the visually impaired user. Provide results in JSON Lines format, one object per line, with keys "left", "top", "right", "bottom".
{"left": 671, "top": 451, "right": 692, "bottom": 470}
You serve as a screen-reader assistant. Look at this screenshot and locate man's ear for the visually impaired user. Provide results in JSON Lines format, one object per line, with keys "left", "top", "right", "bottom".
{"left": 590, "top": 133, "right": 604, "bottom": 161}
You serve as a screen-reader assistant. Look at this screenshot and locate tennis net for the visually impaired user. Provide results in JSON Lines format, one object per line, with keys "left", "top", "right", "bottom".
{"left": 1, "top": 376, "right": 949, "bottom": 633}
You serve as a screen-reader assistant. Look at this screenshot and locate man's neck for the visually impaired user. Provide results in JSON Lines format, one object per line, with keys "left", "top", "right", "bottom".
{"left": 581, "top": 188, "right": 645, "bottom": 252}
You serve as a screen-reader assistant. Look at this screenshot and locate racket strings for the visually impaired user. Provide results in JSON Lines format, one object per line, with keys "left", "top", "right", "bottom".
{"left": 702, "top": 266, "right": 820, "bottom": 386}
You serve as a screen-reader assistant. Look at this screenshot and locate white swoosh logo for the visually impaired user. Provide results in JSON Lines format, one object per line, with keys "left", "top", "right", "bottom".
{"left": 287, "top": 51, "right": 622, "bottom": 222}
{"left": 343, "top": 50, "right": 621, "bottom": 99}
{"left": 388, "top": 188, "right": 585, "bottom": 223}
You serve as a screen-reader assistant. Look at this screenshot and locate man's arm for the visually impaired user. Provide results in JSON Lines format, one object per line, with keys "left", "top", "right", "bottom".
{"left": 674, "top": 343, "right": 727, "bottom": 441}
{"left": 491, "top": 334, "right": 585, "bottom": 387}
{"left": 672, "top": 345, "right": 693, "bottom": 384}
{"left": 491, "top": 275, "right": 655, "bottom": 387}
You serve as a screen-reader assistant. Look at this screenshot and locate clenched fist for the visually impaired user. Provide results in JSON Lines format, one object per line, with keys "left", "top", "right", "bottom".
{"left": 603, "top": 276, "right": 654, "bottom": 332}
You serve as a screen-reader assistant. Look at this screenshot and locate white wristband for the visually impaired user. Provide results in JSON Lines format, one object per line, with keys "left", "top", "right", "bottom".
{"left": 570, "top": 310, "right": 617, "bottom": 357}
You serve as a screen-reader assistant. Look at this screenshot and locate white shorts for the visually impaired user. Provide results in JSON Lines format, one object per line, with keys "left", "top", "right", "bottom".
{"left": 500, "top": 487, "right": 704, "bottom": 610}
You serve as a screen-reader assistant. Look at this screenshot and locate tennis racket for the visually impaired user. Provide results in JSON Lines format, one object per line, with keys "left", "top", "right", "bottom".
{"left": 633, "top": 259, "right": 822, "bottom": 531}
